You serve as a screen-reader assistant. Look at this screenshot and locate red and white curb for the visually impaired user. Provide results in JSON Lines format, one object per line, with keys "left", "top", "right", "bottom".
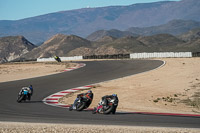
{"left": 43, "top": 84, "right": 200, "bottom": 117}
{"left": 62, "top": 63, "right": 86, "bottom": 72}
{"left": 43, "top": 61, "right": 200, "bottom": 117}
{"left": 43, "top": 85, "right": 93, "bottom": 108}
{"left": 43, "top": 63, "right": 89, "bottom": 108}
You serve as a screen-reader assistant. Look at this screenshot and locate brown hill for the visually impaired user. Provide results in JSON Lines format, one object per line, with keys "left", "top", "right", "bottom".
{"left": 137, "top": 34, "right": 185, "bottom": 46}
{"left": 96, "top": 36, "right": 117, "bottom": 43}
{"left": 90, "top": 36, "right": 117, "bottom": 49}
{"left": 178, "top": 28, "right": 200, "bottom": 52}
{"left": 22, "top": 34, "right": 91, "bottom": 59}
{"left": 69, "top": 34, "right": 186, "bottom": 55}
{"left": 127, "top": 19, "right": 200, "bottom": 36}
{"left": 136, "top": 34, "right": 186, "bottom": 52}
{"left": 0, "top": 36, "right": 36, "bottom": 63}
{"left": 68, "top": 45, "right": 128, "bottom": 56}
{"left": 176, "top": 39, "right": 200, "bottom": 52}
{"left": 178, "top": 28, "right": 200, "bottom": 41}
{"left": 18, "top": 33, "right": 200, "bottom": 60}
{"left": 102, "top": 36, "right": 147, "bottom": 53}
{"left": 86, "top": 29, "right": 137, "bottom": 41}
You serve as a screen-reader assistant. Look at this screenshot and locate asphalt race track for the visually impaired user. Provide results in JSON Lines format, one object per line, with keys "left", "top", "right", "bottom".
{"left": 0, "top": 60, "right": 200, "bottom": 128}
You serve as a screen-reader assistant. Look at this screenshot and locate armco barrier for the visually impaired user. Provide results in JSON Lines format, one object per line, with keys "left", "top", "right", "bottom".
{"left": 192, "top": 52, "right": 200, "bottom": 57}
{"left": 37, "top": 56, "right": 83, "bottom": 62}
{"left": 130, "top": 52, "right": 192, "bottom": 59}
{"left": 83, "top": 54, "right": 130, "bottom": 59}
{"left": 37, "top": 52, "right": 197, "bottom": 62}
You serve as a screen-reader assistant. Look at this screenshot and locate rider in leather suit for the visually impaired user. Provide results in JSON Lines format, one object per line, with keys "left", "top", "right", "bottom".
{"left": 72, "top": 90, "right": 93, "bottom": 109}
{"left": 19, "top": 85, "right": 33, "bottom": 100}
{"left": 102, "top": 93, "right": 118, "bottom": 114}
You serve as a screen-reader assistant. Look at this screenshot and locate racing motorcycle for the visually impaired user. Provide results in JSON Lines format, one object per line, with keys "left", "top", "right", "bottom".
{"left": 92, "top": 97, "right": 118, "bottom": 114}
{"left": 17, "top": 89, "right": 29, "bottom": 103}
{"left": 69, "top": 96, "right": 92, "bottom": 111}
{"left": 54, "top": 56, "right": 61, "bottom": 62}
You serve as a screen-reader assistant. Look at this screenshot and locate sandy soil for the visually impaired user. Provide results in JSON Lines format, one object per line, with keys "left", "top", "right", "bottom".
{"left": 0, "top": 122, "right": 199, "bottom": 133}
{"left": 61, "top": 58, "right": 200, "bottom": 114}
{"left": 0, "top": 62, "right": 77, "bottom": 83}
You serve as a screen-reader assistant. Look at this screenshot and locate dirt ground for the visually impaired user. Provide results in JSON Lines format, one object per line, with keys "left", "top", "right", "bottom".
{"left": 61, "top": 58, "right": 200, "bottom": 114}
{"left": 0, "top": 122, "right": 200, "bottom": 133}
{"left": 0, "top": 62, "right": 77, "bottom": 83}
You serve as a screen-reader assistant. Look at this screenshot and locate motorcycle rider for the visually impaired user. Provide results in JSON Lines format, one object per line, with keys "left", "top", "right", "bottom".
{"left": 19, "top": 85, "right": 33, "bottom": 100}
{"left": 54, "top": 55, "right": 61, "bottom": 62}
{"left": 101, "top": 93, "right": 118, "bottom": 114}
{"left": 72, "top": 90, "right": 93, "bottom": 109}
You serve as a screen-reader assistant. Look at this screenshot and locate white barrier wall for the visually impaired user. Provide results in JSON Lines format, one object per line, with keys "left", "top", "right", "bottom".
{"left": 37, "top": 56, "right": 83, "bottom": 62}
{"left": 37, "top": 52, "right": 193, "bottom": 62}
{"left": 60, "top": 56, "right": 83, "bottom": 61}
{"left": 130, "top": 52, "right": 192, "bottom": 59}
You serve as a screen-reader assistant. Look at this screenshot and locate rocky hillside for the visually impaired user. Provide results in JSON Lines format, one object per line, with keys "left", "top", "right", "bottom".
{"left": 22, "top": 34, "right": 91, "bottom": 59}
{"left": 0, "top": 36, "right": 36, "bottom": 63}
{"left": 126, "top": 19, "right": 200, "bottom": 36}
{"left": 0, "top": 0, "right": 200, "bottom": 44}
{"left": 178, "top": 28, "right": 200, "bottom": 41}
{"left": 67, "top": 33, "right": 200, "bottom": 56}
{"left": 3, "top": 27, "right": 200, "bottom": 61}
{"left": 176, "top": 28, "right": 200, "bottom": 52}
{"left": 20, "top": 30, "right": 200, "bottom": 59}
{"left": 86, "top": 19, "right": 200, "bottom": 41}
{"left": 96, "top": 34, "right": 186, "bottom": 53}
{"left": 86, "top": 29, "right": 138, "bottom": 41}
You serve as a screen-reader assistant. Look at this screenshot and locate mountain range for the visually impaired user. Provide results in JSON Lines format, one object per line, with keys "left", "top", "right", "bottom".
{"left": 86, "top": 19, "right": 200, "bottom": 41}
{"left": 21, "top": 27, "right": 200, "bottom": 60}
{"left": 0, "top": 0, "right": 200, "bottom": 44}
{"left": 1, "top": 27, "right": 200, "bottom": 62}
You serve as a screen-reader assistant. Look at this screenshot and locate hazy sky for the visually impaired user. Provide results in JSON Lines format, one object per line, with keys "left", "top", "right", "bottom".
{"left": 0, "top": 0, "right": 180, "bottom": 20}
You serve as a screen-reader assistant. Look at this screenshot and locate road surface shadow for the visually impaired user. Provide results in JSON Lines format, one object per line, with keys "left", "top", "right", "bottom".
{"left": 114, "top": 112, "right": 200, "bottom": 118}
{"left": 18, "top": 100, "right": 43, "bottom": 103}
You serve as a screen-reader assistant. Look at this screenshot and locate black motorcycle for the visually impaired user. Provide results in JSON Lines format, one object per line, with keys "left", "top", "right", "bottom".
{"left": 92, "top": 97, "right": 118, "bottom": 114}
{"left": 17, "top": 90, "right": 29, "bottom": 103}
{"left": 54, "top": 56, "right": 61, "bottom": 62}
{"left": 69, "top": 96, "right": 92, "bottom": 111}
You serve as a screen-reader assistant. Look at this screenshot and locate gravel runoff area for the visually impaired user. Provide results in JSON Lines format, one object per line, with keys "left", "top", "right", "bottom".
{"left": 0, "top": 122, "right": 200, "bottom": 133}
{"left": 0, "top": 62, "right": 77, "bottom": 83}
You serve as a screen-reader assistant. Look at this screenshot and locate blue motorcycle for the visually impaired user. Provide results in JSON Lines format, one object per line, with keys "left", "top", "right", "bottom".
{"left": 17, "top": 89, "right": 29, "bottom": 103}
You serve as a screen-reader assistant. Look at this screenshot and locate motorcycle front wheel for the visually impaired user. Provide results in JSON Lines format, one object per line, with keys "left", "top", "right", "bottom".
{"left": 76, "top": 101, "right": 86, "bottom": 111}
{"left": 17, "top": 95, "right": 24, "bottom": 103}
{"left": 103, "top": 105, "right": 114, "bottom": 114}
{"left": 92, "top": 107, "right": 97, "bottom": 114}
{"left": 69, "top": 105, "right": 73, "bottom": 111}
